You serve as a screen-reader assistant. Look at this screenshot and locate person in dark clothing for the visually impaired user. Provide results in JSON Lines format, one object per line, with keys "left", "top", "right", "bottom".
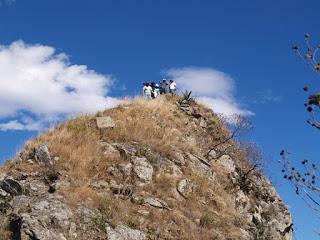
{"left": 160, "top": 79, "right": 168, "bottom": 94}
{"left": 150, "top": 81, "right": 156, "bottom": 98}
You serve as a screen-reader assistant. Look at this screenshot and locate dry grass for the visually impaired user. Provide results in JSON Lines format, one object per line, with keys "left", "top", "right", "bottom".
{"left": 104, "top": 97, "right": 199, "bottom": 157}
{"left": 0, "top": 95, "right": 250, "bottom": 239}
{"left": 1, "top": 95, "right": 228, "bottom": 183}
{"left": 0, "top": 219, "right": 11, "bottom": 240}
{"left": 60, "top": 185, "right": 97, "bottom": 208}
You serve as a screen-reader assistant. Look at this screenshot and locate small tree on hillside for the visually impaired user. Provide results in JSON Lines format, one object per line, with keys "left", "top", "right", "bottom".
{"left": 206, "top": 114, "right": 253, "bottom": 158}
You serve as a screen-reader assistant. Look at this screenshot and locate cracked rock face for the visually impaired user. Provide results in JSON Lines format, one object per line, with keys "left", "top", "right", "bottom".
{"left": 131, "top": 157, "right": 153, "bottom": 185}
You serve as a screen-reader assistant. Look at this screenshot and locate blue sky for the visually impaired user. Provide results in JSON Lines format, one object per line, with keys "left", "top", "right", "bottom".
{"left": 0, "top": 0, "right": 319, "bottom": 238}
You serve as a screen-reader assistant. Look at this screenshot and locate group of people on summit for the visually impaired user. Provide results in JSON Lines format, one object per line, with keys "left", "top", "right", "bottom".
{"left": 142, "top": 79, "right": 177, "bottom": 100}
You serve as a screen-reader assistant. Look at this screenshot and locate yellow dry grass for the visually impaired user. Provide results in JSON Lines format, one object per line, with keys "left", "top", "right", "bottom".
{"left": 0, "top": 223, "right": 11, "bottom": 240}
{"left": 104, "top": 96, "right": 199, "bottom": 156}
{"left": 0, "top": 95, "right": 247, "bottom": 239}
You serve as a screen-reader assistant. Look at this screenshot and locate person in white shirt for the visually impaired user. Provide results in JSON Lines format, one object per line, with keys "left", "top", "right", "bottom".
{"left": 143, "top": 82, "right": 153, "bottom": 100}
{"left": 153, "top": 84, "right": 160, "bottom": 98}
{"left": 169, "top": 80, "right": 177, "bottom": 95}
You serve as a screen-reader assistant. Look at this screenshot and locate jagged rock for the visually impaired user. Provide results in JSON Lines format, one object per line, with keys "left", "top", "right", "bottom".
{"left": 96, "top": 116, "right": 115, "bottom": 129}
{"left": 179, "top": 106, "right": 193, "bottom": 115}
{"left": 207, "top": 149, "right": 217, "bottom": 160}
{"left": 185, "top": 153, "right": 215, "bottom": 180}
{"left": 11, "top": 213, "right": 67, "bottom": 240}
{"left": 100, "top": 141, "right": 120, "bottom": 157}
{"left": 131, "top": 157, "right": 153, "bottom": 184}
{"left": 239, "top": 228, "right": 251, "bottom": 240}
{"left": 111, "top": 183, "right": 133, "bottom": 198}
{"left": 143, "top": 196, "right": 168, "bottom": 209}
{"left": 106, "top": 224, "right": 146, "bottom": 240}
{"left": 0, "top": 188, "right": 9, "bottom": 198}
{"left": 76, "top": 205, "right": 96, "bottom": 225}
{"left": 34, "top": 143, "right": 53, "bottom": 166}
{"left": 199, "top": 118, "right": 207, "bottom": 128}
{"left": 252, "top": 210, "right": 262, "bottom": 224}
{"left": 11, "top": 195, "right": 73, "bottom": 234}
{"left": 176, "top": 179, "right": 193, "bottom": 198}
{"left": 69, "top": 222, "right": 77, "bottom": 238}
{"left": 235, "top": 190, "right": 251, "bottom": 213}
{"left": 171, "top": 152, "right": 186, "bottom": 166}
{"left": 0, "top": 200, "right": 10, "bottom": 214}
{"left": 115, "top": 143, "right": 137, "bottom": 160}
{"left": 0, "top": 177, "right": 23, "bottom": 196}
{"left": 168, "top": 163, "right": 183, "bottom": 178}
{"left": 217, "top": 155, "right": 235, "bottom": 173}
{"left": 107, "top": 165, "right": 123, "bottom": 178}
{"left": 192, "top": 109, "right": 202, "bottom": 118}
{"left": 118, "top": 163, "right": 133, "bottom": 177}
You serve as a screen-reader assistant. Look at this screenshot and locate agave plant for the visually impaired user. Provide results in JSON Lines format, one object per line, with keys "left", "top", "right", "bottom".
{"left": 178, "top": 90, "right": 194, "bottom": 105}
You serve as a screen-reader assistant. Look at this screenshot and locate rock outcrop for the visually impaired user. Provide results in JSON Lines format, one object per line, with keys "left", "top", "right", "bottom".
{"left": 0, "top": 96, "right": 292, "bottom": 240}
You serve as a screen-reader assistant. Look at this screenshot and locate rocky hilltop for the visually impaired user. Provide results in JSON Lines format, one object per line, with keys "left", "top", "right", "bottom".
{"left": 0, "top": 96, "right": 292, "bottom": 240}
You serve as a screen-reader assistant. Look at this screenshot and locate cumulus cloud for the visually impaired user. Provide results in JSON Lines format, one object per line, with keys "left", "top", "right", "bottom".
{"left": 165, "top": 67, "right": 253, "bottom": 117}
{"left": 0, "top": 40, "right": 118, "bottom": 131}
{"left": 0, "top": 0, "right": 15, "bottom": 6}
{"left": 254, "top": 89, "right": 282, "bottom": 104}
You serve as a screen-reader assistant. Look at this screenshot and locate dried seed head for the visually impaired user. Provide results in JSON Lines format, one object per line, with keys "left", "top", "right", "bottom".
{"left": 292, "top": 45, "right": 299, "bottom": 50}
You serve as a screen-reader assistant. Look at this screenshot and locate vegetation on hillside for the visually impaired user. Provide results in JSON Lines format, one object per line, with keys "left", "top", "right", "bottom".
{"left": 0, "top": 95, "right": 290, "bottom": 240}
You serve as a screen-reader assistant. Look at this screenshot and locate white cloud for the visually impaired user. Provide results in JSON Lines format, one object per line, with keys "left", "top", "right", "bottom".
{"left": 0, "top": 0, "right": 15, "bottom": 6}
{"left": 0, "top": 120, "right": 25, "bottom": 131}
{"left": 0, "top": 40, "right": 118, "bottom": 131}
{"left": 254, "top": 89, "right": 282, "bottom": 104}
{"left": 165, "top": 67, "right": 253, "bottom": 117}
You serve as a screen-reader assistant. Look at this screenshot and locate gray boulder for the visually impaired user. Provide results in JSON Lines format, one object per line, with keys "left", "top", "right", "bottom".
{"left": 34, "top": 143, "right": 53, "bottom": 166}
{"left": 177, "top": 179, "right": 193, "bottom": 198}
{"left": 217, "top": 155, "right": 235, "bottom": 173}
{"left": 143, "top": 196, "right": 169, "bottom": 209}
{"left": 0, "top": 177, "right": 23, "bottom": 196}
{"left": 131, "top": 157, "right": 153, "bottom": 185}
{"left": 107, "top": 224, "right": 146, "bottom": 240}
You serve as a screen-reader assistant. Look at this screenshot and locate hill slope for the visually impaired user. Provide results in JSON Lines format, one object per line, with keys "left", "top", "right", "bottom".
{"left": 0, "top": 96, "right": 292, "bottom": 240}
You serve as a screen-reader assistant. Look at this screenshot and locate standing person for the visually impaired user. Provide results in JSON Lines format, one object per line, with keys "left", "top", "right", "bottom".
{"left": 142, "top": 82, "right": 146, "bottom": 95}
{"left": 160, "top": 79, "right": 168, "bottom": 94}
{"left": 143, "top": 83, "right": 153, "bottom": 100}
{"left": 150, "top": 81, "right": 156, "bottom": 98}
{"left": 169, "top": 80, "right": 177, "bottom": 95}
{"left": 153, "top": 84, "right": 160, "bottom": 98}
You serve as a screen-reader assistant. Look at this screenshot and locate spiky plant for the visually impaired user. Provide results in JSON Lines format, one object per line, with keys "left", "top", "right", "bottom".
{"left": 178, "top": 90, "right": 194, "bottom": 106}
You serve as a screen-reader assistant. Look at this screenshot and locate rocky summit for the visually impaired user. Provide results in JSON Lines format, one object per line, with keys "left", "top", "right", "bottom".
{"left": 0, "top": 96, "right": 292, "bottom": 240}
